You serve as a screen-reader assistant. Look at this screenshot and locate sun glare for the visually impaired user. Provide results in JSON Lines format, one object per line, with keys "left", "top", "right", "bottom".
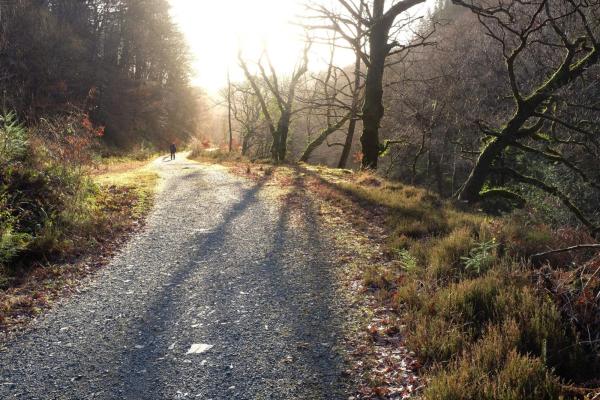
{"left": 169, "top": 0, "right": 320, "bottom": 93}
{"left": 169, "top": 0, "right": 433, "bottom": 94}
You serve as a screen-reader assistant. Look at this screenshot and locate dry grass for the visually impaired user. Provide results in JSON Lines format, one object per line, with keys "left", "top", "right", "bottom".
{"left": 94, "top": 164, "right": 158, "bottom": 216}
{"left": 331, "top": 173, "right": 599, "bottom": 398}
{"left": 238, "top": 166, "right": 600, "bottom": 399}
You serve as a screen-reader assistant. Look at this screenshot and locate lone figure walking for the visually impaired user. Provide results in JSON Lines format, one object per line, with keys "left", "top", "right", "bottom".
{"left": 169, "top": 143, "right": 176, "bottom": 160}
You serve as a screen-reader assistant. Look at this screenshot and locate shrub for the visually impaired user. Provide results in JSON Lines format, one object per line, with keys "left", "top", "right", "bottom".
{"left": 408, "top": 313, "right": 467, "bottom": 364}
{"left": 405, "top": 271, "right": 582, "bottom": 374}
{"left": 492, "top": 350, "right": 560, "bottom": 400}
{"left": 461, "top": 239, "right": 498, "bottom": 276}
{"left": 424, "top": 320, "right": 560, "bottom": 400}
{"left": 0, "top": 111, "right": 27, "bottom": 164}
{"left": 0, "top": 111, "right": 102, "bottom": 270}
{"left": 394, "top": 280, "right": 423, "bottom": 310}
{"left": 427, "top": 226, "right": 475, "bottom": 281}
{"left": 363, "top": 264, "right": 396, "bottom": 291}
{"left": 406, "top": 274, "right": 504, "bottom": 365}
{"left": 396, "top": 248, "right": 418, "bottom": 273}
{"left": 496, "top": 212, "right": 554, "bottom": 258}
{"left": 0, "top": 222, "right": 30, "bottom": 267}
{"left": 390, "top": 212, "right": 448, "bottom": 238}
{"left": 505, "top": 285, "right": 585, "bottom": 379}
{"left": 436, "top": 274, "right": 501, "bottom": 333}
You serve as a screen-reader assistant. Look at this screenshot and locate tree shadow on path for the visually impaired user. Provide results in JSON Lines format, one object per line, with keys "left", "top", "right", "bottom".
{"left": 118, "top": 168, "right": 349, "bottom": 399}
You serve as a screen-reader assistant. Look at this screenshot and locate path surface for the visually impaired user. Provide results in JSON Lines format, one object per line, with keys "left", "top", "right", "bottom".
{"left": 0, "top": 155, "right": 350, "bottom": 399}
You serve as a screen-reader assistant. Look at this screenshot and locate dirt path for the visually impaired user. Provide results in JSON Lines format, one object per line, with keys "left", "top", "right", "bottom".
{"left": 0, "top": 154, "right": 351, "bottom": 399}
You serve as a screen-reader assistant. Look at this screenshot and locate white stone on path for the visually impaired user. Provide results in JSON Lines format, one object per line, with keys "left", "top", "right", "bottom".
{"left": 186, "top": 343, "right": 213, "bottom": 354}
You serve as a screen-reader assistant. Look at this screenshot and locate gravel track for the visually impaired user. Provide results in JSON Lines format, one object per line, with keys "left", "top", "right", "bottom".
{"left": 0, "top": 155, "right": 350, "bottom": 399}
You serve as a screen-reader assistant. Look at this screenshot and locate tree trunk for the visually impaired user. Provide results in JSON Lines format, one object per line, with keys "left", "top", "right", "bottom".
{"left": 337, "top": 117, "right": 357, "bottom": 168}
{"left": 270, "top": 132, "right": 280, "bottom": 161}
{"left": 458, "top": 136, "right": 510, "bottom": 202}
{"left": 360, "top": 22, "right": 389, "bottom": 170}
{"left": 300, "top": 114, "right": 350, "bottom": 163}
{"left": 458, "top": 104, "right": 537, "bottom": 202}
{"left": 338, "top": 3, "right": 363, "bottom": 169}
{"left": 241, "top": 131, "right": 251, "bottom": 156}
{"left": 453, "top": 5, "right": 600, "bottom": 202}
{"left": 275, "top": 109, "right": 291, "bottom": 162}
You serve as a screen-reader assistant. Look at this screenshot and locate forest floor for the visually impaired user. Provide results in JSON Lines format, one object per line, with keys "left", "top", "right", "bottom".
{"left": 0, "top": 154, "right": 417, "bottom": 399}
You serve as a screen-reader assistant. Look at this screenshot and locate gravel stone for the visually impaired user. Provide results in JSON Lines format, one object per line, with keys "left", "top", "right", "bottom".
{"left": 0, "top": 155, "right": 350, "bottom": 399}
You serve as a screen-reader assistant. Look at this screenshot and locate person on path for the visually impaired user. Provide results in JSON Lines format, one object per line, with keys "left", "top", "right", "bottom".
{"left": 170, "top": 143, "right": 176, "bottom": 160}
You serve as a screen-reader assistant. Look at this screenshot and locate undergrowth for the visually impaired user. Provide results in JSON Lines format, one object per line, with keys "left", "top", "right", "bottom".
{"left": 0, "top": 110, "right": 157, "bottom": 302}
{"left": 0, "top": 111, "right": 100, "bottom": 276}
{"left": 331, "top": 171, "right": 600, "bottom": 399}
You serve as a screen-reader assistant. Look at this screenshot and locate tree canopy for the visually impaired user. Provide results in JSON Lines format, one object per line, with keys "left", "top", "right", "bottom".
{"left": 0, "top": 0, "right": 199, "bottom": 147}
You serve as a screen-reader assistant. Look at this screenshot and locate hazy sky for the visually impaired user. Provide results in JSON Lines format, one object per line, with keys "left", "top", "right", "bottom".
{"left": 168, "top": 0, "right": 433, "bottom": 93}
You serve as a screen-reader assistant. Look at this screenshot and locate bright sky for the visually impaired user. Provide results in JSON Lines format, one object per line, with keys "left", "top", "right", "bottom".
{"left": 169, "top": 0, "right": 434, "bottom": 94}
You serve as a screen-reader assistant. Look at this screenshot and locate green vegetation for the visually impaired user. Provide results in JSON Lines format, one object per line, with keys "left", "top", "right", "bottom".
{"left": 332, "top": 172, "right": 600, "bottom": 399}
{"left": 0, "top": 111, "right": 157, "bottom": 290}
{"left": 1, "top": 112, "right": 91, "bottom": 274}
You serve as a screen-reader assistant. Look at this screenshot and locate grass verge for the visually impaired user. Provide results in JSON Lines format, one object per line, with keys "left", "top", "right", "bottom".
{"left": 0, "top": 159, "right": 158, "bottom": 336}
{"left": 221, "top": 160, "right": 600, "bottom": 399}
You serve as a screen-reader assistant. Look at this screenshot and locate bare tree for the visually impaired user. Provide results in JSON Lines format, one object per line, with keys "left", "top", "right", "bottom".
{"left": 298, "top": 40, "right": 354, "bottom": 162}
{"left": 309, "top": 0, "right": 434, "bottom": 169}
{"left": 230, "top": 83, "right": 264, "bottom": 156}
{"left": 238, "top": 43, "right": 310, "bottom": 162}
{"left": 452, "top": 0, "right": 600, "bottom": 234}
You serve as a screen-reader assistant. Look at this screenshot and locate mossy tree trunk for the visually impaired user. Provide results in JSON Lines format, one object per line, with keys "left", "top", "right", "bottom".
{"left": 453, "top": 0, "right": 600, "bottom": 205}
{"left": 300, "top": 113, "right": 351, "bottom": 162}
{"left": 452, "top": 1, "right": 600, "bottom": 235}
{"left": 458, "top": 53, "right": 599, "bottom": 202}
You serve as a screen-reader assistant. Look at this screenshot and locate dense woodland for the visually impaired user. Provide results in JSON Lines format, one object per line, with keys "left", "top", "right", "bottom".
{"left": 2, "top": 0, "right": 600, "bottom": 398}
{"left": 0, "top": 0, "right": 199, "bottom": 147}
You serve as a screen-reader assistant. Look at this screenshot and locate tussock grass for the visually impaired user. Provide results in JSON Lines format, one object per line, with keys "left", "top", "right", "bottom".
{"left": 309, "top": 168, "right": 599, "bottom": 399}
{"left": 425, "top": 320, "right": 561, "bottom": 400}
{"left": 427, "top": 226, "right": 475, "bottom": 281}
